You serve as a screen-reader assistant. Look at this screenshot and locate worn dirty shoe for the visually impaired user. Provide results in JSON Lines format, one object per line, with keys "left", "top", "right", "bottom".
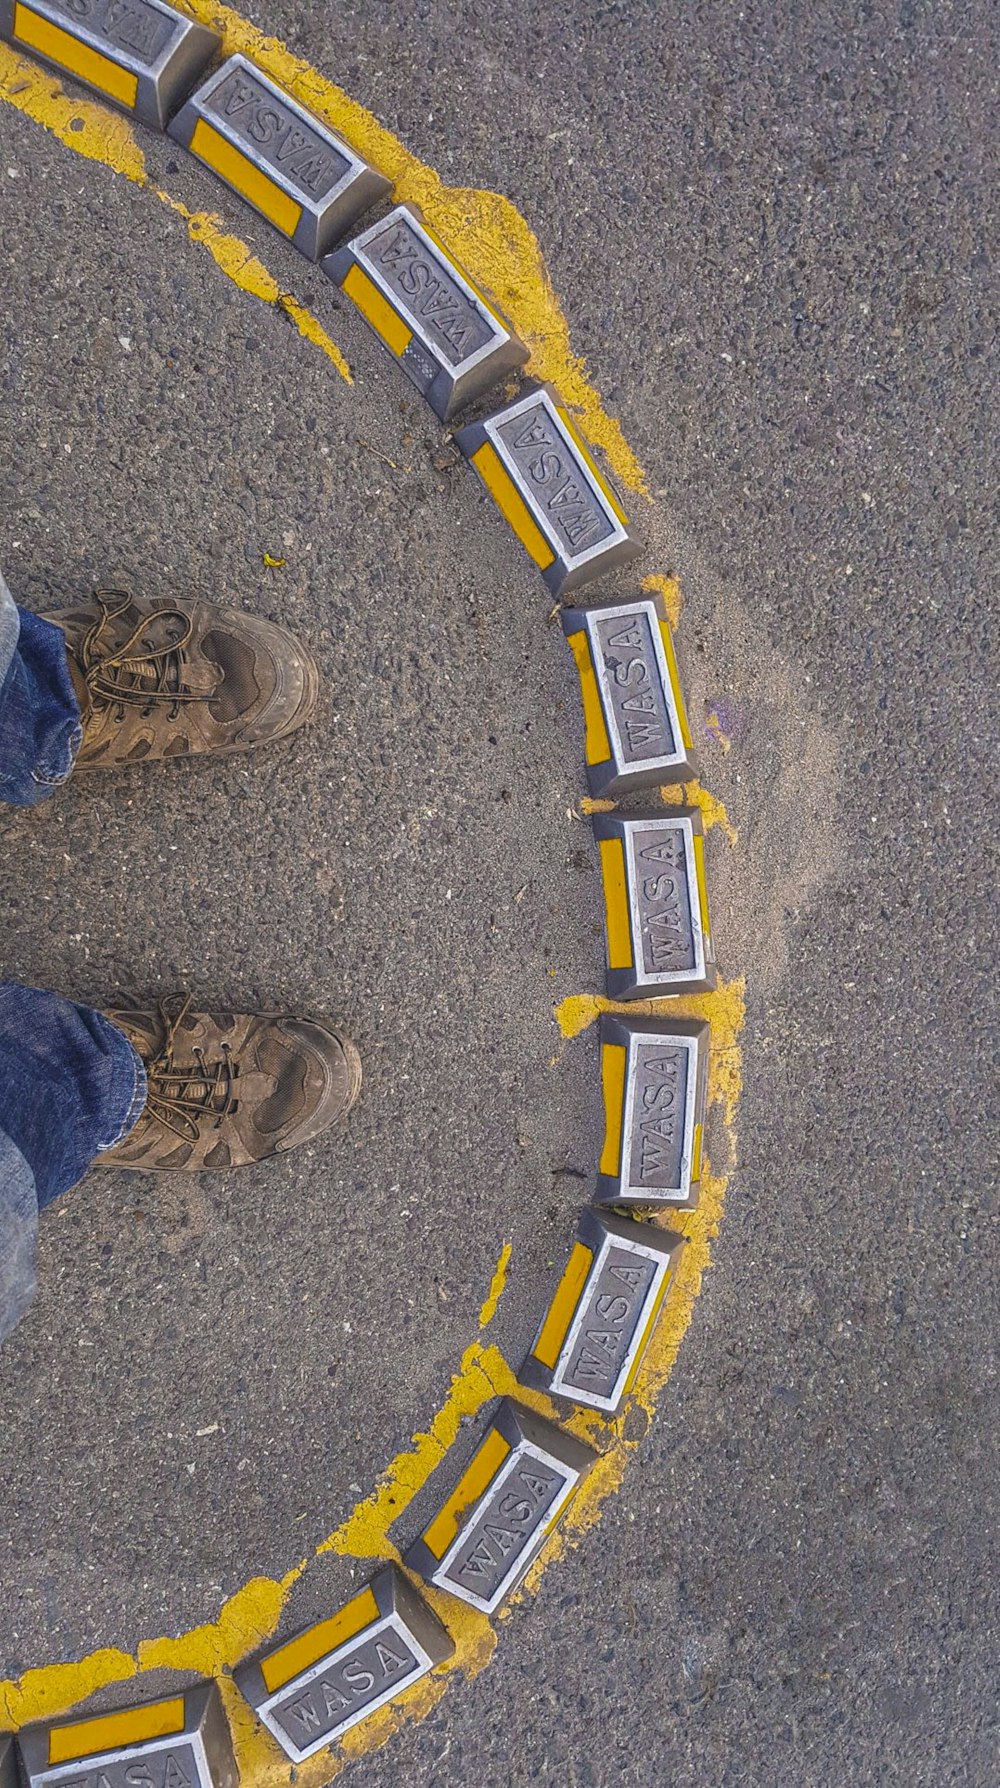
{"left": 97, "top": 994, "right": 361, "bottom": 1171}
{"left": 47, "top": 589, "right": 318, "bottom": 767}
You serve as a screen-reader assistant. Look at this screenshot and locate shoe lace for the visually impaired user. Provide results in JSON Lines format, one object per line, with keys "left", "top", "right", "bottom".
{"left": 76, "top": 590, "right": 203, "bottom": 722}
{"left": 142, "top": 993, "right": 239, "bottom": 1143}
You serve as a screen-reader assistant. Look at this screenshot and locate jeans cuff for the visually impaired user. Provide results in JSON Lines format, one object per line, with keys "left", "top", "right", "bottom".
{"left": 30, "top": 717, "right": 84, "bottom": 789}
{"left": 95, "top": 1022, "right": 148, "bottom": 1152}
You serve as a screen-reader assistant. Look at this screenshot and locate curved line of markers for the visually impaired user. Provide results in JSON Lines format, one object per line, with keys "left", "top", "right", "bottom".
{"left": 0, "top": 17, "right": 740, "bottom": 1788}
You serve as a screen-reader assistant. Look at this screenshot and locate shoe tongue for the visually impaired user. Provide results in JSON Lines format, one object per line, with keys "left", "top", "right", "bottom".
{"left": 116, "top": 608, "right": 214, "bottom": 696}
{"left": 65, "top": 649, "right": 92, "bottom": 718}
{"left": 105, "top": 1008, "right": 161, "bottom": 1061}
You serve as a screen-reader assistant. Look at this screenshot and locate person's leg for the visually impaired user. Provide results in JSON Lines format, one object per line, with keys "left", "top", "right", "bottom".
{"left": 0, "top": 980, "right": 362, "bottom": 1342}
{"left": 0, "top": 569, "right": 84, "bottom": 808}
{"left": 0, "top": 980, "right": 146, "bottom": 1343}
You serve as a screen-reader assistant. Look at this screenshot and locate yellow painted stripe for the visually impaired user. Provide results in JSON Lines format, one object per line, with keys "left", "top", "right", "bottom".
{"left": 657, "top": 617, "right": 693, "bottom": 751}
{"left": 542, "top": 1478, "right": 580, "bottom": 1537}
{"left": 692, "top": 831, "right": 711, "bottom": 941}
{"left": 623, "top": 1267, "right": 675, "bottom": 1396}
{"left": 533, "top": 1242, "right": 594, "bottom": 1369}
{"left": 261, "top": 1585, "right": 379, "bottom": 1692}
{"left": 423, "top": 1429, "right": 511, "bottom": 1561}
{"left": 599, "top": 1041, "right": 627, "bottom": 1176}
{"left": 470, "top": 443, "right": 555, "bottom": 570}
{"left": 189, "top": 118, "right": 302, "bottom": 237}
{"left": 48, "top": 1698, "right": 186, "bottom": 1764}
{"left": 691, "top": 1121, "right": 703, "bottom": 1184}
{"left": 566, "top": 629, "right": 611, "bottom": 766}
{"left": 343, "top": 262, "right": 412, "bottom": 356}
{"left": 599, "top": 836, "right": 633, "bottom": 971}
{"left": 555, "top": 403, "right": 629, "bottom": 526}
{"left": 12, "top": 4, "right": 138, "bottom": 107}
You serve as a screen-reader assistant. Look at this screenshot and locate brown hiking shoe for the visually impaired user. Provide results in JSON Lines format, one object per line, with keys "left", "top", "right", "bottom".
{"left": 97, "top": 994, "right": 361, "bottom": 1171}
{"left": 47, "top": 589, "right": 318, "bottom": 767}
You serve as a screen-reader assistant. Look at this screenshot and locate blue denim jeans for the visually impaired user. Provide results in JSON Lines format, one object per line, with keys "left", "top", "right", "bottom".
{"left": 0, "top": 983, "right": 146, "bottom": 1345}
{"left": 0, "top": 568, "right": 83, "bottom": 806}
{"left": 0, "top": 575, "right": 147, "bottom": 1342}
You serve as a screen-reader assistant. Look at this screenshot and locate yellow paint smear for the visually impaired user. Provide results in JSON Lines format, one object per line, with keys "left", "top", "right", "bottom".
{"left": 0, "top": 45, "right": 350, "bottom": 382}
{"left": 478, "top": 1241, "right": 512, "bottom": 1328}
{"left": 643, "top": 573, "right": 683, "bottom": 629}
{"left": 0, "top": 42, "right": 144, "bottom": 176}
{"left": 156, "top": 193, "right": 351, "bottom": 381}
{"left": 663, "top": 780, "right": 739, "bottom": 845}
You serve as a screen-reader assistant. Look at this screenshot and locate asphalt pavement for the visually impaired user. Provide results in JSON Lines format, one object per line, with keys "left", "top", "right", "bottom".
{"left": 0, "top": 1, "right": 997, "bottom": 1784}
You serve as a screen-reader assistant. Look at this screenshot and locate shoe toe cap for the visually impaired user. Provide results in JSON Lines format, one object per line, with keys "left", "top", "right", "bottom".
{"left": 272, "top": 1018, "right": 362, "bottom": 1150}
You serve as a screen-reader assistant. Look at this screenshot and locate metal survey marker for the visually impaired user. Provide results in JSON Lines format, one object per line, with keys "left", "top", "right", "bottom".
{"left": 18, "top": 1686, "right": 237, "bottom": 1788}
{"left": 324, "top": 203, "right": 528, "bottom": 420}
{"left": 0, "top": 0, "right": 218, "bottom": 129}
{"left": 520, "top": 1207, "right": 685, "bottom": 1411}
{"left": 593, "top": 807, "right": 715, "bottom": 997}
{"left": 235, "top": 1567, "right": 454, "bottom": 1762}
{"left": 405, "top": 1399, "right": 595, "bottom": 1615}
{"left": 595, "top": 1014, "right": 709, "bottom": 1208}
{"left": 454, "top": 383, "right": 642, "bottom": 595}
{"left": 562, "top": 593, "right": 696, "bottom": 795}
{"left": 168, "top": 54, "right": 391, "bottom": 259}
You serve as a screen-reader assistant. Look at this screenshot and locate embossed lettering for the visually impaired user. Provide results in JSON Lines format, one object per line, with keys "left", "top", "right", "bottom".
{"left": 374, "top": 1640, "right": 407, "bottom": 1673}
{"left": 444, "top": 1448, "right": 568, "bottom": 1603}
{"left": 494, "top": 398, "right": 616, "bottom": 557}
{"left": 561, "top": 1246, "right": 659, "bottom": 1400}
{"left": 363, "top": 218, "right": 495, "bottom": 366}
{"left": 593, "top": 607, "right": 676, "bottom": 767}
{"left": 321, "top": 1681, "right": 350, "bottom": 1714}
{"left": 609, "top": 1263, "right": 644, "bottom": 1290}
{"left": 47, "top": 0, "right": 173, "bottom": 58}
{"left": 286, "top": 1696, "right": 322, "bottom": 1735}
{"left": 606, "top": 622, "right": 643, "bottom": 649}
{"left": 123, "top": 1767, "right": 155, "bottom": 1788}
{"left": 517, "top": 1466, "right": 557, "bottom": 1502}
{"left": 497, "top": 1490, "right": 533, "bottom": 1523}
{"left": 342, "top": 1660, "right": 375, "bottom": 1694}
{"left": 612, "top": 657, "right": 648, "bottom": 687}
{"left": 595, "top": 1293, "right": 630, "bottom": 1322}
{"left": 512, "top": 417, "right": 550, "bottom": 450}
{"left": 207, "top": 70, "right": 347, "bottom": 198}
{"left": 458, "top": 1539, "right": 495, "bottom": 1580}
{"left": 270, "top": 1627, "right": 419, "bottom": 1751}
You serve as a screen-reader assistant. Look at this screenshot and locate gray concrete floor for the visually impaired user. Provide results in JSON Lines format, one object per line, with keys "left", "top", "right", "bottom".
{"left": 0, "top": 0, "right": 997, "bottom": 1783}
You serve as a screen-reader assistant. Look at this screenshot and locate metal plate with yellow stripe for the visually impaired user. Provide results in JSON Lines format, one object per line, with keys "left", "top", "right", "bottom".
{"left": 324, "top": 202, "right": 528, "bottom": 420}
{"left": 594, "top": 1013, "right": 709, "bottom": 1209}
{"left": 593, "top": 807, "right": 716, "bottom": 998}
{"left": 0, "top": 0, "right": 218, "bottom": 130}
{"left": 454, "top": 382, "right": 642, "bottom": 595}
{"left": 405, "top": 1399, "right": 595, "bottom": 1615}
{"left": 562, "top": 592, "right": 697, "bottom": 795}
{"left": 233, "top": 1567, "right": 453, "bottom": 1763}
{"left": 168, "top": 53, "right": 390, "bottom": 260}
{"left": 17, "top": 1685, "right": 236, "bottom": 1788}
{"left": 520, "top": 1207, "right": 685, "bottom": 1411}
